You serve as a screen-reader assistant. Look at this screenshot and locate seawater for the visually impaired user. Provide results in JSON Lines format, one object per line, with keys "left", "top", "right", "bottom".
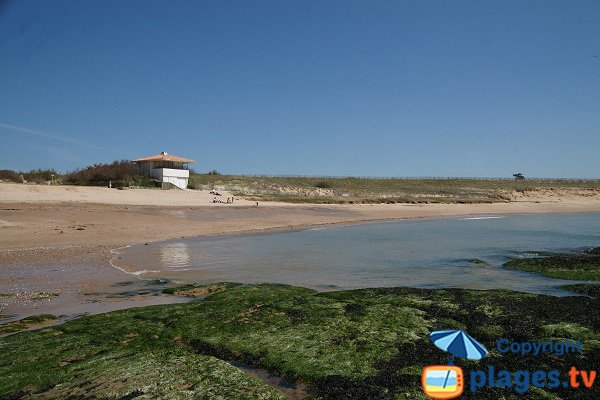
{"left": 116, "top": 213, "right": 600, "bottom": 295}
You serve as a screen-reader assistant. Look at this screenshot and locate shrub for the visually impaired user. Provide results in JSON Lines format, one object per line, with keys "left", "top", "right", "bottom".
{"left": 0, "top": 169, "right": 58, "bottom": 183}
{"left": 64, "top": 160, "right": 152, "bottom": 187}
{"left": 314, "top": 180, "right": 333, "bottom": 189}
{"left": 22, "top": 169, "right": 58, "bottom": 183}
{"left": 0, "top": 170, "right": 20, "bottom": 182}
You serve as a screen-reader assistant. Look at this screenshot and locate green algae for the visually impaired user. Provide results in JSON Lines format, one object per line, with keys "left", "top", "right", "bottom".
{"left": 584, "top": 247, "right": 600, "bottom": 255}
{"left": 560, "top": 284, "right": 600, "bottom": 298}
{"left": 542, "top": 322, "right": 599, "bottom": 341}
{"left": 0, "top": 314, "right": 58, "bottom": 335}
{"left": 504, "top": 250, "right": 600, "bottom": 280}
{"left": 162, "top": 282, "right": 241, "bottom": 296}
{"left": 1, "top": 284, "right": 598, "bottom": 399}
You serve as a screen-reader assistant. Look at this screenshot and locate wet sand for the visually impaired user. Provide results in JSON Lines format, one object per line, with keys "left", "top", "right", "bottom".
{"left": 0, "top": 245, "right": 190, "bottom": 325}
{"left": 1, "top": 182, "right": 600, "bottom": 322}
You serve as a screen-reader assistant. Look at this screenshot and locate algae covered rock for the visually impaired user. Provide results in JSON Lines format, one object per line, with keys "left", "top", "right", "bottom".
{"left": 1, "top": 284, "right": 599, "bottom": 399}
{"left": 504, "top": 251, "right": 600, "bottom": 280}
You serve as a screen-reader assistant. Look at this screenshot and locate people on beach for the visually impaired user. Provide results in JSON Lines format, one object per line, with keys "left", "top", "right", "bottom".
{"left": 212, "top": 197, "right": 230, "bottom": 204}
{"left": 210, "top": 193, "right": 235, "bottom": 205}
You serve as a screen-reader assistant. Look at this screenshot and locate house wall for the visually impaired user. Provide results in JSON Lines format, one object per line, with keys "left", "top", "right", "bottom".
{"left": 161, "top": 176, "right": 188, "bottom": 189}
{"left": 136, "top": 162, "right": 190, "bottom": 189}
{"left": 149, "top": 168, "right": 189, "bottom": 179}
{"left": 149, "top": 168, "right": 189, "bottom": 189}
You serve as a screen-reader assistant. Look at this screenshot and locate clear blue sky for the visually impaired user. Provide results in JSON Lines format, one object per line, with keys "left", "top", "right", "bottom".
{"left": 1, "top": 0, "right": 599, "bottom": 178}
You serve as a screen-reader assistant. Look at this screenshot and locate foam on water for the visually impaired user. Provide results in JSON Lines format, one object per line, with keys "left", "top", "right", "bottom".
{"left": 459, "top": 216, "right": 505, "bottom": 220}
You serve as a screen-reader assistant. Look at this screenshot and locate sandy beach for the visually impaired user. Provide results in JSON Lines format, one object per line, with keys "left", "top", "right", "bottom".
{"left": 1, "top": 182, "right": 600, "bottom": 321}
{"left": 4, "top": 3, "right": 600, "bottom": 396}
{"left": 3, "top": 182, "right": 600, "bottom": 249}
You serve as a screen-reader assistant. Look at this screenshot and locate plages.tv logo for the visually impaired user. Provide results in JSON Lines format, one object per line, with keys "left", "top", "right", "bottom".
{"left": 422, "top": 329, "right": 488, "bottom": 399}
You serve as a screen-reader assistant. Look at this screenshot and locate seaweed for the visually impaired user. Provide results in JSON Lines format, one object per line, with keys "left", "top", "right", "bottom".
{"left": 1, "top": 284, "right": 598, "bottom": 399}
{"left": 560, "top": 284, "right": 600, "bottom": 298}
{"left": 504, "top": 250, "right": 600, "bottom": 280}
{"left": 0, "top": 314, "right": 58, "bottom": 335}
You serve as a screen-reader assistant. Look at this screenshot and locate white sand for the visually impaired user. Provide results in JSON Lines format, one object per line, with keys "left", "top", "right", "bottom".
{"left": 0, "top": 182, "right": 251, "bottom": 206}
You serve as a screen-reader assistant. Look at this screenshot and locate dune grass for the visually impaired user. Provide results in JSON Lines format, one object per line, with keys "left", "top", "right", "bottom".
{"left": 0, "top": 169, "right": 59, "bottom": 184}
{"left": 188, "top": 174, "right": 600, "bottom": 204}
{"left": 1, "top": 283, "right": 598, "bottom": 399}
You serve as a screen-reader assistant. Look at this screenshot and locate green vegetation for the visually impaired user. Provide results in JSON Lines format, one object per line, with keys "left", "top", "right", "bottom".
{"left": 63, "top": 160, "right": 155, "bottom": 187}
{"left": 1, "top": 283, "right": 598, "bottom": 399}
{"left": 188, "top": 174, "right": 600, "bottom": 204}
{"left": 585, "top": 247, "right": 600, "bottom": 255}
{"left": 0, "top": 169, "right": 59, "bottom": 184}
{"left": 314, "top": 180, "right": 334, "bottom": 189}
{"left": 0, "top": 314, "right": 58, "bottom": 335}
{"left": 4, "top": 165, "right": 600, "bottom": 204}
{"left": 504, "top": 250, "right": 600, "bottom": 280}
{"left": 1, "top": 162, "right": 156, "bottom": 187}
{"left": 560, "top": 284, "right": 600, "bottom": 298}
{"left": 162, "top": 282, "right": 241, "bottom": 296}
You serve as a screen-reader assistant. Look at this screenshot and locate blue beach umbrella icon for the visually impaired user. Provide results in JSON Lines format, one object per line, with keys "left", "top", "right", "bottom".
{"left": 428, "top": 330, "right": 488, "bottom": 391}
{"left": 430, "top": 329, "right": 488, "bottom": 361}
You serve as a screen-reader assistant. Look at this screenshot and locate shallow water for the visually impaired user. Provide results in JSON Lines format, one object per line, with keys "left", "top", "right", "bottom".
{"left": 116, "top": 213, "right": 600, "bottom": 295}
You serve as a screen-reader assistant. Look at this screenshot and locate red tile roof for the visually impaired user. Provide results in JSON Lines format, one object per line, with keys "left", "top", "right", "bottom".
{"left": 134, "top": 152, "right": 196, "bottom": 163}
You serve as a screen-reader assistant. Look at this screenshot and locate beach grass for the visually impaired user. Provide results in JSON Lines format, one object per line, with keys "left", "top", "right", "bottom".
{"left": 1, "top": 283, "right": 598, "bottom": 399}
{"left": 0, "top": 169, "right": 58, "bottom": 184}
{"left": 188, "top": 174, "right": 600, "bottom": 204}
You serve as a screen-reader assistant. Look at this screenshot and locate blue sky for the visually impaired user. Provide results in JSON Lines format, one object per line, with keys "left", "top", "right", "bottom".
{"left": 0, "top": 0, "right": 599, "bottom": 178}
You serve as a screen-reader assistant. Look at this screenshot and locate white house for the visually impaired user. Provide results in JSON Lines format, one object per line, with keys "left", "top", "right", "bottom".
{"left": 134, "top": 152, "right": 196, "bottom": 189}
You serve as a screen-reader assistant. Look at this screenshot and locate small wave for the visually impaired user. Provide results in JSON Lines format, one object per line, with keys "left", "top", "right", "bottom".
{"left": 129, "top": 269, "right": 160, "bottom": 276}
{"left": 109, "top": 260, "right": 158, "bottom": 276}
{"left": 460, "top": 216, "right": 505, "bottom": 220}
{"left": 109, "top": 246, "right": 158, "bottom": 276}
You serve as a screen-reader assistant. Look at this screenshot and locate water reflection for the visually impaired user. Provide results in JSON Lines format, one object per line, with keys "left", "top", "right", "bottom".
{"left": 119, "top": 213, "right": 600, "bottom": 295}
{"left": 159, "top": 242, "right": 191, "bottom": 270}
